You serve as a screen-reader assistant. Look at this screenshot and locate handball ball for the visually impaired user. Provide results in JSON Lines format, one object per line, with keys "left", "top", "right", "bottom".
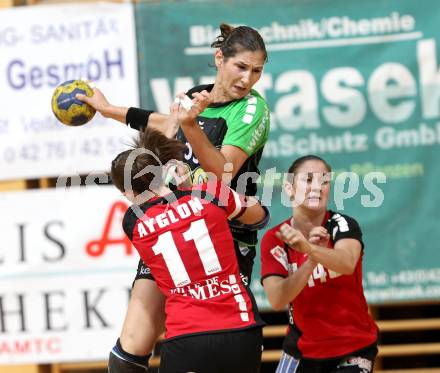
{"left": 51, "top": 80, "right": 96, "bottom": 126}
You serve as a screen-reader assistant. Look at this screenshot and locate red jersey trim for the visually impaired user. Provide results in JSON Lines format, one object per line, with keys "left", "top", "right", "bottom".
{"left": 163, "top": 324, "right": 264, "bottom": 342}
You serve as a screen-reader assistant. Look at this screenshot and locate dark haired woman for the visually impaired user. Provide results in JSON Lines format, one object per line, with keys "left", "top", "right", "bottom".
{"left": 260, "top": 155, "right": 378, "bottom": 373}
{"left": 78, "top": 24, "right": 270, "bottom": 371}
{"left": 110, "top": 124, "right": 267, "bottom": 373}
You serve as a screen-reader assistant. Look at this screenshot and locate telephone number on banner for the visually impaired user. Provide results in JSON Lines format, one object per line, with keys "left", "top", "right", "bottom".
{"left": 1, "top": 136, "right": 127, "bottom": 165}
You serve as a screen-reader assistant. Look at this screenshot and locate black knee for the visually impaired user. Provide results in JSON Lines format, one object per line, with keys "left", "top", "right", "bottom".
{"left": 108, "top": 338, "right": 150, "bottom": 373}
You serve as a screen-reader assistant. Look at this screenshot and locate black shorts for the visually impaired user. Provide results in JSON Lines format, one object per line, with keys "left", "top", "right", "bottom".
{"left": 159, "top": 327, "right": 263, "bottom": 373}
{"left": 134, "top": 238, "right": 256, "bottom": 285}
{"left": 294, "top": 344, "right": 378, "bottom": 373}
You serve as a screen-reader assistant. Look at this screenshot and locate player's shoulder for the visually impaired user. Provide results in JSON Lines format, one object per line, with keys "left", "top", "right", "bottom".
{"left": 242, "top": 89, "right": 268, "bottom": 109}
{"left": 186, "top": 84, "right": 213, "bottom": 97}
{"left": 122, "top": 202, "right": 156, "bottom": 240}
{"left": 326, "top": 210, "right": 361, "bottom": 232}
{"left": 249, "top": 88, "right": 266, "bottom": 101}
{"left": 224, "top": 89, "right": 268, "bottom": 111}
{"left": 122, "top": 205, "right": 139, "bottom": 240}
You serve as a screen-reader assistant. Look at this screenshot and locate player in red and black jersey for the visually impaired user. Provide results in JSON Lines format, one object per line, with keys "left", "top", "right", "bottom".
{"left": 109, "top": 126, "right": 267, "bottom": 373}
{"left": 260, "top": 155, "right": 378, "bottom": 373}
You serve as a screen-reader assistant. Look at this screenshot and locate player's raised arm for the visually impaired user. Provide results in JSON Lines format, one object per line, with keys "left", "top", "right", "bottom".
{"left": 76, "top": 87, "right": 175, "bottom": 137}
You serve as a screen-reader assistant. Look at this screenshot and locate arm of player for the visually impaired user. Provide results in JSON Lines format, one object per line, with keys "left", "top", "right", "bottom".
{"left": 308, "top": 238, "right": 361, "bottom": 275}
{"left": 76, "top": 88, "right": 173, "bottom": 135}
{"left": 119, "top": 279, "right": 165, "bottom": 356}
{"left": 262, "top": 259, "right": 316, "bottom": 311}
{"left": 176, "top": 91, "right": 249, "bottom": 179}
{"left": 277, "top": 223, "right": 361, "bottom": 275}
{"left": 234, "top": 196, "right": 268, "bottom": 227}
{"left": 213, "top": 182, "right": 269, "bottom": 228}
{"left": 260, "top": 231, "right": 317, "bottom": 310}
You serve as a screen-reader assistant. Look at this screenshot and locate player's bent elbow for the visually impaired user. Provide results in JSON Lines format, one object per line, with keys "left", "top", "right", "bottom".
{"left": 337, "top": 262, "right": 357, "bottom": 276}
{"left": 344, "top": 253, "right": 361, "bottom": 275}
{"left": 263, "top": 280, "right": 288, "bottom": 311}
{"left": 120, "top": 333, "right": 153, "bottom": 356}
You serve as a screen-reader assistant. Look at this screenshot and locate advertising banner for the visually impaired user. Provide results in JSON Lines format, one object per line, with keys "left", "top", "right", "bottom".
{"left": 0, "top": 186, "right": 138, "bottom": 364}
{"left": 0, "top": 3, "right": 139, "bottom": 180}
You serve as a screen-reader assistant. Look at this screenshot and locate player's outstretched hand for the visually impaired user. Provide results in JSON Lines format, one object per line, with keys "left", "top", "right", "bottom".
{"left": 76, "top": 87, "right": 112, "bottom": 117}
{"left": 309, "top": 226, "right": 330, "bottom": 247}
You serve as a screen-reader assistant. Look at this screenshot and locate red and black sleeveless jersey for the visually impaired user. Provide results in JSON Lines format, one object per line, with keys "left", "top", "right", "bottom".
{"left": 260, "top": 211, "right": 378, "bottom": 359}
{"left": 123, "top": 181, "right": 263, "bottom": 340}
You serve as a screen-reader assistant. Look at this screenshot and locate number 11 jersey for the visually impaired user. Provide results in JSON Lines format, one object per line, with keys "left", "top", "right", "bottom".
{"left": 122, "top": 181, "right": 264, "bottom": 340}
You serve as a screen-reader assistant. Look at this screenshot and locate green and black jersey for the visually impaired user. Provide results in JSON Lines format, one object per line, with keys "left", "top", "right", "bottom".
{"left": 176, "top": 84, "right": 270, "bottom": 280}
{"left": 179, "top": 84, "right": 270, "bottom": 198}
{"left": 177, "top": 84, "right": 270, "bottom": 282}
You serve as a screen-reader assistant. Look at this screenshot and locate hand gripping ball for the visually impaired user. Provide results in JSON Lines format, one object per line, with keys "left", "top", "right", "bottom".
{"left": 51, "top": 80, "right": 96, "bottom": 126}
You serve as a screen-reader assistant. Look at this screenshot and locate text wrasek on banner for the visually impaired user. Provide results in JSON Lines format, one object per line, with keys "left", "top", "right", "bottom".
{"left": 0, "top": 3, "right": 139, "bottom": 180}
{"left": 0, "top": 186, "right": 139, "bottom": 364}
{"left": 135, "top": 0, "right": 440, "bottom": 305}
